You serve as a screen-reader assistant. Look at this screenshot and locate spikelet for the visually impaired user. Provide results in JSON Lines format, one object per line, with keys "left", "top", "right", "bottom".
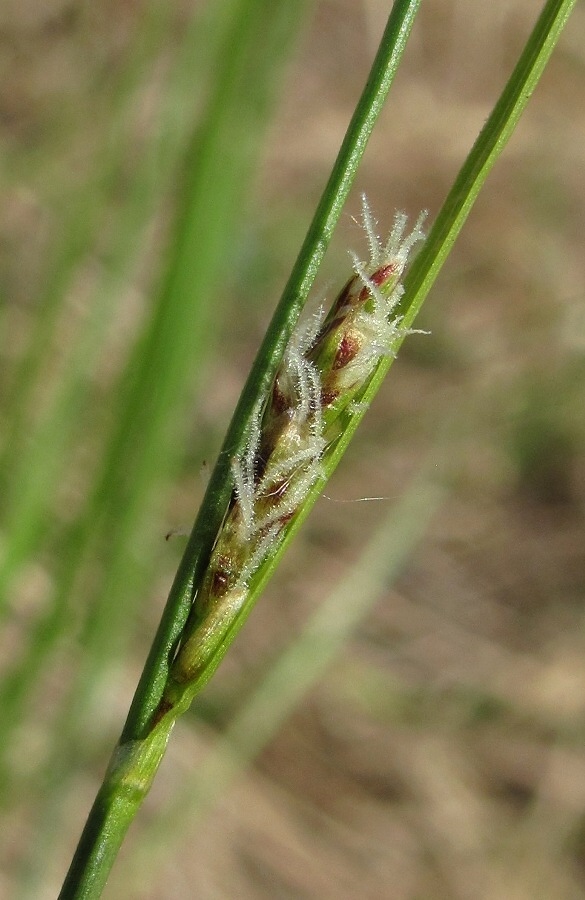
{"left": 169, "top": 197, "right": 426, "bottom": 686}
{"left": 309, "top": 197, "right": 426, "bottom": 420}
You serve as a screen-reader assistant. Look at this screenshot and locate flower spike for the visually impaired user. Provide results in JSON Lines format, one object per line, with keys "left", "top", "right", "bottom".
{"left": 169, "top": 200, "right": 426, "bottom": 688}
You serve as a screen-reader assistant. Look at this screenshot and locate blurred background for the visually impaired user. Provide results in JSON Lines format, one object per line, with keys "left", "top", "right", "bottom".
{"left": 1, "top": 1, "right": 584, "bottom": 897}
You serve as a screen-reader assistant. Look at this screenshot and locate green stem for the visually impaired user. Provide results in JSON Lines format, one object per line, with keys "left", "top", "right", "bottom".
{"left": 166, "top": 0, "right": 578, "bottom": 716}
{"left": 58, "top": 3, "right": 422, "bottom": 897}
{"left": 59, "top": 717, "right": 175, "bottom": 900}
{"left": 59, "top": 0, "right": 576, "bottom": 895}
{"left": 122, "top": 0, "right": 422, "bottom": 745}
{"left": 118, "top": 471, "right": 446, "bottom": 893}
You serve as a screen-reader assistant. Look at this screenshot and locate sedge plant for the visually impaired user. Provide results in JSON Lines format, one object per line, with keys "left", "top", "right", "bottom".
{"left": 50, "top": 0, "right": 577, "bottom": 896}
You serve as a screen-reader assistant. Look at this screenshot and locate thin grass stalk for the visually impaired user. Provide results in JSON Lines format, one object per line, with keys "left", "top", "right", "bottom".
{"left": 58, "top": 3, "right": 422, "bottom": 897}
{"left": 58, "top": 0, "right": 576, "bottom": 896}
{"left": 122, "top": 0, "right": 423, "bottom": 747}
{"left": 142, "top": 0, "right": 577, "bottom": 729}
{"left": 118, "top": 473, "right": 445, "bottom": 895}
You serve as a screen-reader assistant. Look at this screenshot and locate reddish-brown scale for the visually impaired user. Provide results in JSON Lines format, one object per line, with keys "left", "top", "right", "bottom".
{"left": 277, "top": 510, "right": 295, "bottom": 528}
{"left": 333, "top": 332, "right": 361, "bottom": 370}
{"left": 330, "top": 276, "right": 356, "bottom": 315}
{"left": 210, "top": 556, "right": 235, "bottom": 597}
{"left": 269, "top": 372, "right": 292, "bottom": 418}
{"left": 371, "top": 262, "right": 397, "bottom": 286}
{"left": 151, "top": 697, "right": 174, "bottom": 727}
{"left": 254, "top": 451, "right": 269, "bottom": 481}
{"left": 270, "top": 376, "right": 287, "bottom": 416}
{"left": 357, "top": 263, "right": 397, "bottom": 303}
{"left": 320, "top": 387, "right": 340, "bottom": 407}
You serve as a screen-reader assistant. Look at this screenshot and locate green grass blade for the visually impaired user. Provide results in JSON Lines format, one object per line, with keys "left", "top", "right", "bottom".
{"left": 57, "top": 3, "right": 422, "bottom": 896}
{"left": 56, "top": 0, "right": 576, "bottom": 896}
